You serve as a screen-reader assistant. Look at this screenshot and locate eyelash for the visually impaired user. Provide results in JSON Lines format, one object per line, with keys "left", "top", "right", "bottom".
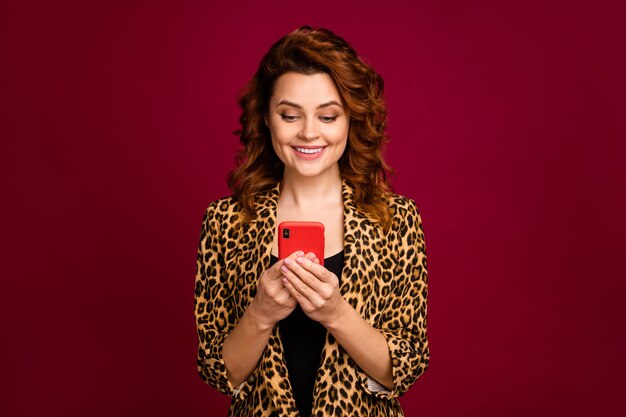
{"left": 280, "top": 114, "right": 338, "bottom": 123}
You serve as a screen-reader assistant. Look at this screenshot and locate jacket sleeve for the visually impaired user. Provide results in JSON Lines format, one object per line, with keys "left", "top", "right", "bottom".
{"left": 358, "top": 198, "right": 430, "bottom": 399}
{"left": 194, "top": 202, "right": 255, "bottom": 400}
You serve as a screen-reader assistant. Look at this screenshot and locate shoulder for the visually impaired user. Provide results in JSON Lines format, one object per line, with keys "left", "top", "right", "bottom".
{"left": 378, "top": 191, "right": 425, "bottom": 243}
{"left": 205, "top": 195, "right": 241, "bottom": 216}
{"left": 382, "top": 191, "right": 421, "bottom": 221}
{"left": 205, "top": 182, "right": 278, "bottom": 219}
{"left": 201, "top": 195, "right": 244, "bottom": 234}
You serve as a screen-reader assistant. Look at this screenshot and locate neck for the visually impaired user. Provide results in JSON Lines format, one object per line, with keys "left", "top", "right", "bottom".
{"left": 280, "top": 166, "right": 343, "bottom": 210}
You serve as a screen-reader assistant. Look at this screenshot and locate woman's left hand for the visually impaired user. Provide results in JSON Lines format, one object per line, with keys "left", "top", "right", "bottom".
{"left": 280, "top": 253, "right": 347, "bottom": 326}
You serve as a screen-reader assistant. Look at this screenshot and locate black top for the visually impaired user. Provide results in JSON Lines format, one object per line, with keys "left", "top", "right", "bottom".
{"left": 269, "top": 250, "right": 344, "bottom": 417}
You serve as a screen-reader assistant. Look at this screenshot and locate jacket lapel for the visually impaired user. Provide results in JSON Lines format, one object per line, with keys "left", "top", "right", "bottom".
{"left": 339, "top": 178, "right": 384, "bottom": 315}
{"left": 238, "top": 180, "right": 298, "bottom": 413}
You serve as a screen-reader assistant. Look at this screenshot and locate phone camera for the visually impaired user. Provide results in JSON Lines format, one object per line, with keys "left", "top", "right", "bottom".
{"left": 283, "top": 228, "right": 290, "bottom": 239}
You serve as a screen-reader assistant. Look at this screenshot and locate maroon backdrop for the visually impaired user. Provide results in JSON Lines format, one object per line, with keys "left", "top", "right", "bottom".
{"left": 3, "top": 1, "right": 625, "bottom": 416}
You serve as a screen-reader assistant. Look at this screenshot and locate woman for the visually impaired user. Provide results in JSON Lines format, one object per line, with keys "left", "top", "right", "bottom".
{"left": 194, "top": 26, "right": 429, "bottom": 417}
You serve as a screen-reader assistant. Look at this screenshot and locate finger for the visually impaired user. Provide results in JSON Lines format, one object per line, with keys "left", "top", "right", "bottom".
{"left": 282, "top": 277, "right": 315, "bottom": 311}
{"left": 294, "top": 256, "right": 336, "bottom": 284}
{"left": 281, "top": 259, "right": 326, "bottom": 294}
{"left": 274, "top": 288, "right": 293, "bottom": 305}
{"left": 269, "top": 251, "right": 304, "bottom": 280}
{"left": 268, "top": 263, "right": 286, "bottom": 280}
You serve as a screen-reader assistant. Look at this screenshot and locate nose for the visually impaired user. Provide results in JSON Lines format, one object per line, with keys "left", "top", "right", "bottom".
{"left": 298, "top": 117, "right": 319, "bottom": 140}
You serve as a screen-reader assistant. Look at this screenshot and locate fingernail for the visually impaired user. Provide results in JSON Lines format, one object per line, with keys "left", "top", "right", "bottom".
{"left": 296, "top": 257, "right": 305, "bottom": 264}
{"left": 283, "top": 258, "right": 291, "bottom": 265}
{"left": 296, "top": 251, "right": 304, "bottom": 257}
{"left": 280, "top": 265, "right": 289, "bottom": 273}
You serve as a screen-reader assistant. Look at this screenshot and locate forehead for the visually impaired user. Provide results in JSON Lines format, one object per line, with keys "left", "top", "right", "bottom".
{"left": 271, "top": 72, "right": 341, "bottom": 105}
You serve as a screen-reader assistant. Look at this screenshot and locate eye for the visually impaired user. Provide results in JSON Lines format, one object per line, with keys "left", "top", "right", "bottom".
{"left": 320, "top": 116, "right": 338, "bottom": 123}
{"left": 280, "top": 114, "right": 299, "bottom": 122}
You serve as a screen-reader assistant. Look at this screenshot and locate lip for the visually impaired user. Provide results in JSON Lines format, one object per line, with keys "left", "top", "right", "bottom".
{"left": 292, "top": 145, "right": 326, "bottom": 149}
{"left": 292, "top": 145, "right": 327, "bottom": 160}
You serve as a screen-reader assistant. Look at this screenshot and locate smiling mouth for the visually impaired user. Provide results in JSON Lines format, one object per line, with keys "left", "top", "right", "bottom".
{"left": 292, "top": 146, "right": 327, "bottom": 154}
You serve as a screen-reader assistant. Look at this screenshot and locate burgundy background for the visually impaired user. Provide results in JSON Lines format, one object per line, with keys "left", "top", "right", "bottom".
{"left": 2, "top": 1, "right": 625, "bottom": 416}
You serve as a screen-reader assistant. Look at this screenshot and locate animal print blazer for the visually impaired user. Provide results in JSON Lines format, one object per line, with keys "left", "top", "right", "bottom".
{"left": 194, "top": 177, "right": 429, "bottom": 416}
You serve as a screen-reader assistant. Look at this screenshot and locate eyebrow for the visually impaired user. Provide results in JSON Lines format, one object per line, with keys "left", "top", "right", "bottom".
{"left": 276, "top": 99, "right": 343, "bottom": 110}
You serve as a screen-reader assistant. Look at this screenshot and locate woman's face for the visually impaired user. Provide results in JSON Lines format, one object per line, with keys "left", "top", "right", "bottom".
{"left": 267, "top": 72, "right": 349, "bottom": 180}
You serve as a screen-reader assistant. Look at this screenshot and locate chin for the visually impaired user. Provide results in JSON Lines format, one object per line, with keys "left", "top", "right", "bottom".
{"left": 294, "top": 166, "right": 334, "bottom": 178}
{"left": 294, "top": 170, "right": 323, "bottom": 178}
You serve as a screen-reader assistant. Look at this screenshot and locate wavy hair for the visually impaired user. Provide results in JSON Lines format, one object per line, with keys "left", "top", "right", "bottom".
{"left": 227, "top": 25, "right": 395, "bottom": 232}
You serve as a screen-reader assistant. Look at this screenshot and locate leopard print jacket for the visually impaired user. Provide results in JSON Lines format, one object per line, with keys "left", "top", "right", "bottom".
{"left": 195, "top": 177, "right": 429, "bottom": 416}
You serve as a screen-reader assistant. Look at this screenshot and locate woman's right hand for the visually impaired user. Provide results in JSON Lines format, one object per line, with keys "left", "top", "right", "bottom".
{"left": 249, "top": 251, "right": 316, "bottom": 330}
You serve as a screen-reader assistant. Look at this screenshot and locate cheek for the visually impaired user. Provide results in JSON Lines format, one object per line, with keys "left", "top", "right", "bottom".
{"left": 325, "top": 121, "right": 349, "bottom": 145}
{"left": 271, "top": 123, "right": 296, "bottom": 145}
{"left": 270, "top": 137, "right": 287, "bottom": 162}
{"left": 270, "top": 130, "right": 293, "bottom": 164}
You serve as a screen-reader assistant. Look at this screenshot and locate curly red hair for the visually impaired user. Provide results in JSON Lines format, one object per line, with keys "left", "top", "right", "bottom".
{"left": 227, "top": 25, "right": 395, "bottom": 232}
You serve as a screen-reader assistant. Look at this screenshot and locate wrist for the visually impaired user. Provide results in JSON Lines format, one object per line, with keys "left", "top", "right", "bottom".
{"left": 247, "top": 299, "right": 275, "bottom": 333}
{"left": 322, "top": 298, "right": 351, "bottom": 331}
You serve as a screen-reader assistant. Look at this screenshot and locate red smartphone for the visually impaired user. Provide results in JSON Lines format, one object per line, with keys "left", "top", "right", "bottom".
{"left": 278, "top": 221, "right": 325, "bottom": 266}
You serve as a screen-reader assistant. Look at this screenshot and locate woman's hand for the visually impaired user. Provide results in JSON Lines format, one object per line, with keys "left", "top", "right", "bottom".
{"left": 249, "top": 251, "right": 316, "bottom": 330}
{"left": 279, "top": 255, "right": 347, "bottom": 327}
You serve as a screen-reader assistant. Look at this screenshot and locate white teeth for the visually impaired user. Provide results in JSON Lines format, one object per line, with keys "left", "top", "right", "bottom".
{"left": 295, "top": 147, "right": 323, "bottom": 154}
